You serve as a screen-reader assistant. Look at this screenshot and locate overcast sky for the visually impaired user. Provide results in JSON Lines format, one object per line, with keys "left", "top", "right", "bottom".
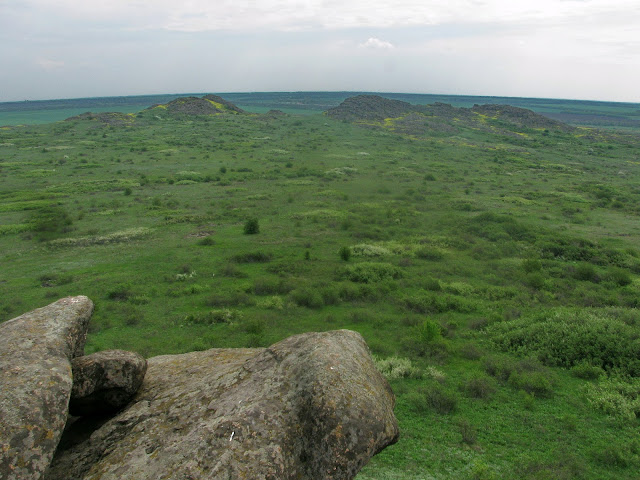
{"left": 1, "top": 0, "right": 639, "bottom": 102}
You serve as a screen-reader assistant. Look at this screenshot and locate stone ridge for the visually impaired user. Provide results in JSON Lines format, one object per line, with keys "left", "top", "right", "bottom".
{"left": 326, "top": 94, "right": 572, "bottom": 132}
{"left": 48, "top": 329, "right": 399, "bottom": 480}
{"left": 0, "top": 296, "right": 94, "bottom": 480}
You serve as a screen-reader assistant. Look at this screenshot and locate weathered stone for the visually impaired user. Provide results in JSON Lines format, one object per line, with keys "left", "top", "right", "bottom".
{"left": 70, "top": 350, "right": 147, "bottom": 416}
{"left": 0, "top": 296, "right": 94, "bottom": 480}
{"left": 48, "top": 329, "right": 399, "bottom": 480}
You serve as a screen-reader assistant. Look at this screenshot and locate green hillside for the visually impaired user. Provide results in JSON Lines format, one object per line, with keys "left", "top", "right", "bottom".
{"left": 1, "top": 95, "right": 639, "bottom": 479}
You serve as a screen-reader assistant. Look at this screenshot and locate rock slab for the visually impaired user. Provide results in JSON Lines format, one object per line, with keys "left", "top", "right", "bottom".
{"left": 48, "top": 329, "right": 399, "bottom": 480}
{"left": 0, "top": 296, "right": 94, "bottom": 480}
{"left": 70, "top": 350, "right": 147, "bottom": 416}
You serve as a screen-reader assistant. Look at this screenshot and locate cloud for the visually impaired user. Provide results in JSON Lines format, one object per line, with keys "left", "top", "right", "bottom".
{"left": 36, "top": 58, "right": 65, "bottom": 70}
{"left": 12, "top": 0, "right": 640, "bottom": 33}
{"left": 359, "top": 37, "right": 394, "bottom": 49}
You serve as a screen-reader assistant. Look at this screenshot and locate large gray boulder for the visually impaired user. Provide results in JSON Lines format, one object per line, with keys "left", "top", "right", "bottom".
{"left": 70, "top": 350, "right": 147, "bottom": 416}
{"left": 48, "top": 329, "right": 399, "bottom": 480}
{"left": 0, "top": 296, "right": 94, "bottom": 480}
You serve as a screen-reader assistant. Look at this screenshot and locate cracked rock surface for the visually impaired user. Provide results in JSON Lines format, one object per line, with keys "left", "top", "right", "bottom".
{"left": 0, "top": 296, "right": 94, "bottom": 480}
{"left": 48, "top": 329, "right": 399, "bottom": 480}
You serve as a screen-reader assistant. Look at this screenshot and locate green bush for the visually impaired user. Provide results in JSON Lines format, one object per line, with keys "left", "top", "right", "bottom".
{"left": 586, "top": 377, "right": 640, "bottom": 420}
{"left": 243, "top": 218, "right": 260, "bottom": 235}
{"left": 421, "top": 383, "right": 458, "bottom": 414}
{"left": 508, "top": 371, "right": 554, "bottom": 397}
{"left": 570, "top": 361, "right": 605, "bottom": 380}
{"left": 28, "top": 205, "right": 73, "bottom": 241}
{"left": 338, "top": 246, "right": 352, "bottom": 261}
{"left": 374, "top": 356, "right": 421, "bottom": 379}
{"left": 232, "top": 251, "right": 272, "bottom": 263}
{"left": 290, "top": 287, "right": 324, "bottom": 309}
{"left": 462, "top": 374, "right": 497, "bottom": 399}
{"left": 338, "top": 262, "right": 401, "bottom": 283}
{"left": 572, "top": 262, "right": 599, "bottom": 282}
{"left": 184, "top": 309, "right": 241, "bottom": 325}
{"left": 606, "top": 267, "right": 632, "bottom": 287}
{"left": 489, "top": 308, "right": 640, "bottom": 376}
{"left": 252, "top": 277, "right": 294, "bottom": 296}
{"left": 403, "top": 292, "right": 476, "bottom": 314}
{"left": 197, "top": 236, "right": 215, "bottom": 246}
{"left": 206, "top": 291, "right": 255, "bottom": 307}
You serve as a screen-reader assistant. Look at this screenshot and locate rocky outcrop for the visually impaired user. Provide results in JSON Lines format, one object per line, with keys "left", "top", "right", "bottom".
{"left": 147, "top": 95, "right": 246, "bottom": 116}
{"left": 48, "top": 329, "right": 399, "bottom": 480}
{"left": 0, "top": 296, "right": 94, "bottom": 480}
{"left": 70, "top": 350, "right": 147, "bottom": 416}
{"left": 326, "top": 95, "right": 416, "bottom": 121}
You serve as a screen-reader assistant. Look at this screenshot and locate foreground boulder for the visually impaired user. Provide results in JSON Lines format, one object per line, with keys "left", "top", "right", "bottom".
{"left": 48, "top": 329, "right": 399, "bottom": 480}
{"left": 0, "top": 296, "right": 94, "bottom": 480}
{"left": 70, "top": 350, "right": 147, "bottom": 416}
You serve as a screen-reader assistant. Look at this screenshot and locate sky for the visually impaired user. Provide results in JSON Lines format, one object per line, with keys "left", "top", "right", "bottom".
{"left": 1, "top": 0, "right": 639, "bottom": 103}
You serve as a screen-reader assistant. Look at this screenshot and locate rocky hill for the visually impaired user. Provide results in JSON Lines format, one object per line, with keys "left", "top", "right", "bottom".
{"left": 146, "top": 94, "right": 246, "bottom": 116}
{"left": 326, "top": 94, "right": 574, "bottom": 136}
{"left": 65, "top": 95, "right": 245, "bottom": 124}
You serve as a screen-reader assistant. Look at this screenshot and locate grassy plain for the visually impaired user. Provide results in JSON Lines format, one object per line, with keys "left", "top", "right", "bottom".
{"left": 1, "top": 97, "right": 640, "bottom": 478}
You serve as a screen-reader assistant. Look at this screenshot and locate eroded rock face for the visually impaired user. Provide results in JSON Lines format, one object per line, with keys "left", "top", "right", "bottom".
{"left": 0, "top": 296, "right": 94, "bottom": 480}
{"left": 48, "top": 329, "right": 399, "bottom": 480}
{"left": 70, "top": 350, "right": 147, "bottom": 416}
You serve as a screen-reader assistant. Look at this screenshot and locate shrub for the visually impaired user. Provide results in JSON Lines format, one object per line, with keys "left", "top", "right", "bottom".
{"left": 252, "top": 277, "right": 294, "bottom": 296}
{"left": 205, "top": 291, "right": 255, "bottom": 307}
{"left": 338, "top": 246, "right": 351, "bottom": 261}
{"left": 416, "top": 319, "right": 442, "bottom": 343}
{"left": 28, "top": 205, "right": 73, "bottom": 241}
{"left": 572, "top": 262, "right": 599, "bottom": 282}
{"left": 183, "top": 309, "right": 242, "bottom": 325}
{"left": 243, "top": 218, "right": 260, "bottom": 235}
{"left": 256, "top": 296, "right": 285, "bottom": 310}
{"left": 488, "top": 308, "right": 640, "bottom": 376}
{"left": 197, "top": 236, "right": 215, "bottom": 246}
{"left": 106, "top": 284, "right": 133, "bottom": 301}
{"left": 606, "top": 267, "right": 632, "bottom": 287}
{"left": 422, "top": 383, "right": 458, "bottom": 414}
{"left": 374, "top": 356, "right": 421, "bottom": 379}
{"left": 219, "top": 263, "right": 246, "bottom": 278}
{"left": 290, "top": 287, "right": 324, "bottom": 309}
{"left": 338, "top": 262, "right": 401, "bottom": 283}
{"left": 351, "top": 244, "right": 390, "bottom": 257}
{"left": 521, "top": 258, "right": 542, "bottom": 273}
{"left": 415, "top": 246, "right": 444, "bottom": 261}
{"left": 462, "top": 374, "right": 497, "bottom": 399}
{"left": 508, "top": 371, "right": 554, "bottom": 397}
{"left": 570, "top": 361, "right": 604, "bottom": 380}
{"left": 585, "top": 377, "right": 640, "bottom": 420}
{"left": 484, "top": 355, "right": 517, "bottom": 382}
{"left": 422, "top": 278, "right": 442, "bottom": 291}
{"left": 232, "top": 251, "right": 272, "bottom": 263}
{"left": 403, "top": 292, "right": 476, "bottom": 314}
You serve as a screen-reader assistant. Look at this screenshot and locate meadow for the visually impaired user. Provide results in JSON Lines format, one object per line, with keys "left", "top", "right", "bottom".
{"left": 1, "top": 95, "right": 639, "bottom": 479}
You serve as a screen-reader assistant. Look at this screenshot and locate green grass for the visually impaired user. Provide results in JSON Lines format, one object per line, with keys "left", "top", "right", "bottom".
{"left": 1, "top": 99, "right": 640, "bottom": 478}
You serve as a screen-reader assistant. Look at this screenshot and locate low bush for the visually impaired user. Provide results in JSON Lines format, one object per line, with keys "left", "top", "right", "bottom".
{"left": 338, "top": 262, "right": 401, "bottom": 283}
{"left": 205, "top": 291, "right": 255, "bottom": 307}
{"left": 585, "top": 377, "right": 640, "bottom": 420}
{"left": 243, "top": 218, "right": 260, "bottom": 235}
{"left": 183, "top": 309, "right": 242, "bottom": 325}
{"left": 489, "top": 308, "right": 640, "bottom": 376}
{"left": 462, "top": 374, "right": 497, "bottom": 399}
{"left": 374, "top": 356, "right": 421, "bottom": 379}
{"left": 290, "top": 287, "right": 324, "bottom": 309}
{"left": 252, "top": 277, "right": 294, "bottom": 296}
{"left": 232, "top": 251, "right": 272, "bottom": 263}
{"left": 508, "top": 370, "right": 554, "bottom": 397}
{"left": 403, "top": 292, "right": 476, "bottom": 314}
